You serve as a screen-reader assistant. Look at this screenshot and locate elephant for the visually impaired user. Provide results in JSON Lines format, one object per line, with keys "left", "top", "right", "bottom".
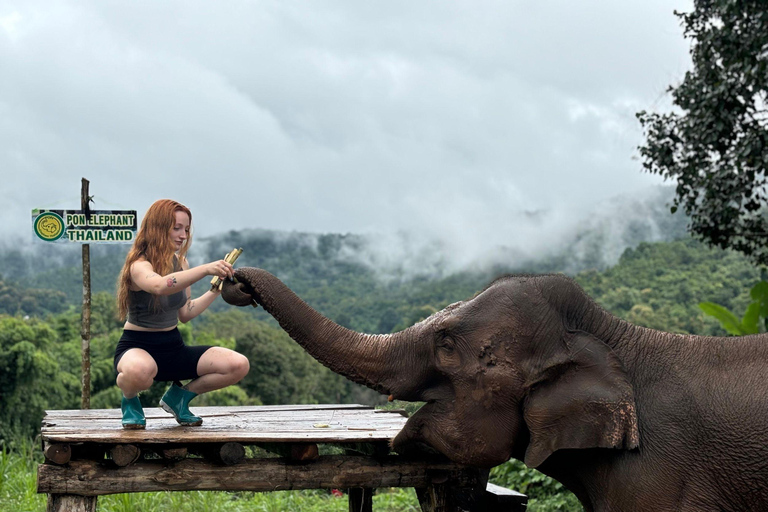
{"left": 222, "top": 268, "right": 768, "bottom": 512}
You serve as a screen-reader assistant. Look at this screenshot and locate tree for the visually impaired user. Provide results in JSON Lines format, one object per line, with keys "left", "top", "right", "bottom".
{"left": 637, "top": 0, "right": 768, "bottom": 264}
{"left": 0, "top": 317, "right": 77, "bottom": 440}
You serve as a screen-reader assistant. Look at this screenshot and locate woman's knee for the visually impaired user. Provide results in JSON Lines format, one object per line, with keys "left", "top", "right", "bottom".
{"left": 231, "top": 353, "right": 249, "bottom": 380}
{"left": 119, "top": 359, "right": 157, "bottom": 387}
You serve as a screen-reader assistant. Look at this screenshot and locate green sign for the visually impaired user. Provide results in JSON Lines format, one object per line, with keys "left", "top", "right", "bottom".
{"left": 31, "top": 209, "right": 137, "bottom": 244}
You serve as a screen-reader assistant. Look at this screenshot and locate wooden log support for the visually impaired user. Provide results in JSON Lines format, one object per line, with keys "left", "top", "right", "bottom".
{"left": 43, "top": 443, "right": 71, "bottom": 465}
{"left": 159, "top": 446, "right": 188, "bottom": 461}
{"left": 416, "top": 483, "right": 457, "bottom": 512}
{"left": 348, "top": 487, "right": 373, "bottom": 512}
{"left": 46, "top": 494, "right": 96, "bottom": 512}
{"left": 191, "top": 442, "right": 245, "bottom": 465}
{"left": 37, "top": 456, "right": 484, "bottom": 496}
{"left": 109, "top": 444, "right": 141, "bottom": 467}
{"left": 257, "top": 442, "right": 319, "bottom": 461}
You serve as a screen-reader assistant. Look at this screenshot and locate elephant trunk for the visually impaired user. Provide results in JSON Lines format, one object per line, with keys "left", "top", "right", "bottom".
{"left": 223, "top": 267, "right": 428, "bottom": 399}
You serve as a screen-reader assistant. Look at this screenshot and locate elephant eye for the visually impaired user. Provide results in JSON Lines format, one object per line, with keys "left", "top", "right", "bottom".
{"left": 437, "top": 336, "right": 455, "bottom": 352}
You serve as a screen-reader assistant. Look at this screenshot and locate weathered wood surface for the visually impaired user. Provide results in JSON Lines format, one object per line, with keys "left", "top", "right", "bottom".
{"left": 416, "top": 483, "right": 457, "bottom": 512}
{"left": 108, "top": 444, "right": 141, "bottom": 467}
{"left": 158, "top": 446, "right": 188, "bottom": 460}
{"left": 37, "top": 456, "right": 484, "bottom": 496}
{"left": 43, "top": 442, "right": 71, "bottom": 465}
{"left": 41, "top": 404, "right": 408, "bottom": 445}
{"left": 47, "top": 494, "right": 96, "bottom": 512}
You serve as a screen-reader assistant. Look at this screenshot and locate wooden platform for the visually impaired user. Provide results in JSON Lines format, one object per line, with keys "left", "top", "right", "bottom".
{"left": 38, "top": 404, "right": 527, "bottom": 512}
{"left": 41, "top": 403, "right": 407, "bottom": 444}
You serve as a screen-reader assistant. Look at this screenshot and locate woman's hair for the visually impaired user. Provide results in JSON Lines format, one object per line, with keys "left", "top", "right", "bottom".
{"left": 116, "top": 199, "right": 193, "bottom": 321}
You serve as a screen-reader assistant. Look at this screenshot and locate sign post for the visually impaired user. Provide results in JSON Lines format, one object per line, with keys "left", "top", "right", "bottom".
{"left": 32, "top": 180, "right": 137, "bottom": 410}
{"left": 81, "top": 179, "right": 92, "bottom": 409}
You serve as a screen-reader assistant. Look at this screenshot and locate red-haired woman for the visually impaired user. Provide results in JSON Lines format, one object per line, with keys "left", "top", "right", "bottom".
{"left": 114, "top": 199, "right": 249, "bottom": 429}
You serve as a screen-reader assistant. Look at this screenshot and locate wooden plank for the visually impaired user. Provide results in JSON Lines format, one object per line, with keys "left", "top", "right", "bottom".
{"left": 43, "top": 404, "right": 372, "bottom": 419}
{"left": 37, "top": 456, "right": 483, "bottom": 496}
{"left": 42, "top": 415, "right": 407, "bottom": 431}
{"left": 42, "top": 410, "right": 407, "bottom": 430}
{"left": 41, "top": 423, "right": 406, "bottom": 442}
{"left": 41, "top": 406, "right": 410, "bottom": 445}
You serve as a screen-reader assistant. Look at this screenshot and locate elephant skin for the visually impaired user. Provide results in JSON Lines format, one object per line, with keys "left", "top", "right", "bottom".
{"left": 222, "top": 268, "right": 768, "bottom": 512}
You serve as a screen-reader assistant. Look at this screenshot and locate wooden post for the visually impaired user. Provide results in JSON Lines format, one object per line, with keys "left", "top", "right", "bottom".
{"left": 348, "top": 488, "right": 373, "bottom": 512}
{"left": 46, "top": 495, "right": 96, "bottom": 512}
{"left": 80, "top": 178, "right": 91, "bottom": 409}
{"left": 416, "top": 484, "right": 459, "bottom": 512}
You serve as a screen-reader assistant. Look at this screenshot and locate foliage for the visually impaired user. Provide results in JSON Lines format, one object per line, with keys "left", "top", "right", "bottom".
{"left": 0, "top": 317, "right": 78, "bottom": 441}
{"left": 699, "top": 280, "right": 768, "bottom": 335}
{"left": 0, "top": 277, "right": 67, "bottom": 317}
{"left": 576, "top": 238, "right": 759, "bottom": 335}
{"left": 637, "top": 0, "right": 768, "bottom": 264}
{"left": 491, "top": 459, "right": 583, "bottom": 511}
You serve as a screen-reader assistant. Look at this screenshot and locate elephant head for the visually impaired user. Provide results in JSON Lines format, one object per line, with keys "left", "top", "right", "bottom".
{"left": 222, "top": 269, "right": 639, "bottom": 468}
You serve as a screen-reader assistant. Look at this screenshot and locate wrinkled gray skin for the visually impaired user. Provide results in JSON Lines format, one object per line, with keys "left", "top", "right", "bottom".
{"left": 223, "top": 268, "right": 768, "bottom": 512}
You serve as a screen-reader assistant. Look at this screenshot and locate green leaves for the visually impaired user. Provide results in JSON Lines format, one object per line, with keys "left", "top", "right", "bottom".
{"left": 637, "top": 1, "right": 768, "bottom": 265}
{"left": 698, "top": 301, "right": 750, "bottom": 335}
{"left": 699, "top": 280, "right": 768, "bottom": 335}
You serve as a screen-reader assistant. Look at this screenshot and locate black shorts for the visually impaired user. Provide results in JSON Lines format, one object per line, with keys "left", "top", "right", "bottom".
{"left": 114, "top": 328, "right": 212, "bottom": 382}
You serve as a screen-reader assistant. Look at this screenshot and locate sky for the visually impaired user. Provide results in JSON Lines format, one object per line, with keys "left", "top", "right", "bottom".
{"left": 1, "top": 0, "right": 693, "bottom": 264}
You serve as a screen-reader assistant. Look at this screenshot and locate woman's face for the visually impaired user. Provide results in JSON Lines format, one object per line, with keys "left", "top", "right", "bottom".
{"left": 170, "top": 210, "right": 190, "bottom": 250}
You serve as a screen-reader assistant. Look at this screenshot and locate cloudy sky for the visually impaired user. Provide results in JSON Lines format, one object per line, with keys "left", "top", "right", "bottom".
{"left": 1, "top": 0, "right": 693, "bottom": 259}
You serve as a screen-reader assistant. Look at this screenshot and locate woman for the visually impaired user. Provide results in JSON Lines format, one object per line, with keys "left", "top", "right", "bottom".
{"left": 114, "top": 199, "right": 249, "bottom": 429}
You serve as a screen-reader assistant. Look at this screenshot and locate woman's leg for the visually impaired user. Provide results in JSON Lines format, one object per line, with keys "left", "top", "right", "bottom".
{"left": 185, "top": 347, "right": 249, "bottom": 395}
{"left": 116, "top": 348, "right": 158, "bottom": 398}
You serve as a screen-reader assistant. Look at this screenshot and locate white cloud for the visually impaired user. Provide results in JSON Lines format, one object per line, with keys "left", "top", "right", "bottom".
{"left": 1, "top": 0, "right": 693, "bottom": 263}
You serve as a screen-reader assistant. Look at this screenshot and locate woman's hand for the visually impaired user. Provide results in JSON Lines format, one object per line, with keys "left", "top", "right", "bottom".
{"left": 205, "top": 260, "right": 234, "bottom": 280}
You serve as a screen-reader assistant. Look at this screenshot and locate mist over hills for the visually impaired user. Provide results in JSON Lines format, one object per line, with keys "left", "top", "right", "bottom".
{"left": 200, "top": 186, "right": 687, "bottom": 280}
{"left": 3, "top": 186, "right": 688, "bottom": 313}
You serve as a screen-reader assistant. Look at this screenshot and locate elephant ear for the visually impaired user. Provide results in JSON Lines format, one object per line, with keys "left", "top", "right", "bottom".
{"left": 522, "top": 331, "right": 639, "bottom": 468}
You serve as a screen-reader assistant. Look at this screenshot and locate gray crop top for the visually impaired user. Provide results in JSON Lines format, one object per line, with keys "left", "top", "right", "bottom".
{"left": 126, "top": 256, "right": 187, "bottom": 329}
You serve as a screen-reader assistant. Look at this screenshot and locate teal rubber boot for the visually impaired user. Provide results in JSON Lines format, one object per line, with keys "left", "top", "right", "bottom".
{"left": 121, "top": 396, "right": 146, "bottom": 429}
{"left": 159, "top": 383, "right": 203, "bottom": 426}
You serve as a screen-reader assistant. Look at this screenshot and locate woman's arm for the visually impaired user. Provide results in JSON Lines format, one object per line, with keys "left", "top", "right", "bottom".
{"left": 130, "top": 257, "right": 233, "bottom": 296}
{"left": 177, "top": 256, "right": 224, "bottom": 323}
